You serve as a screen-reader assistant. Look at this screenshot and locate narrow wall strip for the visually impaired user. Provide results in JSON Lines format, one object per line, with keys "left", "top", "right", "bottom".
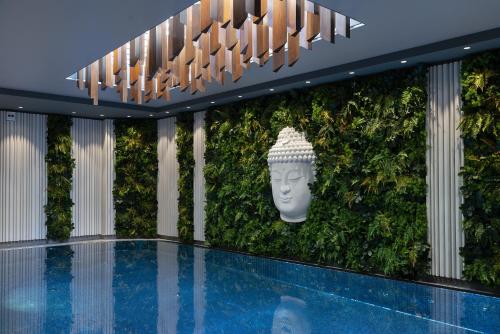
{"left": 193, "top": 111, "right": 206, "bottom": 242}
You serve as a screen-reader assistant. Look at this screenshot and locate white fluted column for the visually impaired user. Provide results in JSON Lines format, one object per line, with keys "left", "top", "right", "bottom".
{"left": 193, "top": 111, "right": 206, "bottom": 242}
{"left": 427, "top": 61, "right": 464, "bottom": 279}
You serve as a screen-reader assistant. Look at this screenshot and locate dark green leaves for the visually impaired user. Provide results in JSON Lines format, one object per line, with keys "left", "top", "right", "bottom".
{"left": 460, "top": 49, "right": 500, "bottom": 286}
{"left": 114, "top": 120, "right": 158, "bottom": 238}
{"left": 203, "top": 67, "right": 429, "bottom": 278}
{"left": 45, "top": 115, "right": 75, "bottom": 241}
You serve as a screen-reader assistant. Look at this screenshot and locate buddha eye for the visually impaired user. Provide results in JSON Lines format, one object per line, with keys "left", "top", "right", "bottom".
{"left": 271, "top": 171, "right": 282, "bottom": 181}
{"left": 287, "top": 170, "right": 302, "bottom": 181}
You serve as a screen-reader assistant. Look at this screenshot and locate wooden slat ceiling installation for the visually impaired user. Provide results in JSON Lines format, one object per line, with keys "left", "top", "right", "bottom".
{"left": 75, "top": 0, "right": 361, "bottom": 106}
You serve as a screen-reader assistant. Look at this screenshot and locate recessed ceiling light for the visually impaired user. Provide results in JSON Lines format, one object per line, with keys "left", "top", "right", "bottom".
{"left": 100, "top": 114, "right": 104, "bottom": 117}
{"left": 349, "top": 71, "right": 355, "bottom": 75}
{"left": 210, "top": 101, "right": 215, "bottom": 104}
{"left": 269, "top": 88, "right": 275, "bottom": 91}
{"left": 463, "top": 46, "right": 471, "bottom": 50}
{"left": 72, "top": 112, "right": 76, "bottom": 114}
{"left": 238, "top": 95, "right": 243, "bottom": 98}
{"left": 401, "top": 60, "right": 407, "bottom": 64}
{"left": 127, "top": 115, "right": 131, "bottom": 118}
{"left": 186, "top": 106, "right": 191, "bottom": 109}
{"left": 18, "top": 106, "right": 23, "bottom": 109}
{"left": 149, "top": 114, "right": 153, "bottom": 117}
{"left": 165, "top": 111, "right": 170, "bottom": 114}
{"left": 305, "top": 81, "right": 311, "bottom": 84}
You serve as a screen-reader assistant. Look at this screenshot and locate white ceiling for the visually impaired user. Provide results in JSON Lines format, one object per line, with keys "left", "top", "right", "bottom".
{"left": 0, "top": 0, "right": 499, "bottom": 118}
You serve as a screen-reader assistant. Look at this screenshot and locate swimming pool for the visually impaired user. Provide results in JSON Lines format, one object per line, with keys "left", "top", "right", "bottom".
{"left": 0, "top": 240, "right": 498, "bottom": 333}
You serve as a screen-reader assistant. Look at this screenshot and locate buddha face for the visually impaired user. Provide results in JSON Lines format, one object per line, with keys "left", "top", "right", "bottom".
{"left": 269, "top": 162, "right": 314, "bottom": 223}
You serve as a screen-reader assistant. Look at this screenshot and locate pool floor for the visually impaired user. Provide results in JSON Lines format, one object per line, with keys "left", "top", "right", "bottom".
{"left": 0, "top": 240, "right": 499, "bottom": 333}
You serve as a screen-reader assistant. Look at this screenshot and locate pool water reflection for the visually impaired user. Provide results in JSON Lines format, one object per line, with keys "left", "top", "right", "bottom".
{"left": 0, "top": 240, "right": 499, "bottom": 333}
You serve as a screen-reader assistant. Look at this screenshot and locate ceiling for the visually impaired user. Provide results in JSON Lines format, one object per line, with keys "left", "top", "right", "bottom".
{"left": 0, "top": 0, "right": 499, "bottom": 118}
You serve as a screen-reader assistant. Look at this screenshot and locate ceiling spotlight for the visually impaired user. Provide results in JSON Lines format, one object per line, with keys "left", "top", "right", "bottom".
{"left": 72, "top": 112, "right": 76, "bottom": 114}
{"left": 18, "top": 106, "right": 23, "bottom": 109}
{"left": 165, "top": 111, "right": 170, "bottom": 114}
{"left": 305, "top": 81, "right": 311, "bottom": 84}
{"left": 210, "top": 101, "right": 215, "bottom": 104}
{"left": 149, "top": 114, "right": 153, "bottom": 117}
{"left": 186, "top": 106, "right": 191, "bottom": 109}
{"left": 349, "top": 71, "right": 355, "bottom": 75}
{"left": 127, "top": 115, "right": 131, "bottom": 118}
{"left": 238, "top": 95, "right": 243, "bottom": 98}
{"left": 401, "top": 60, "right": 407, "bottom": 64}
{"left": 463, "top": 46, "right": 471, "bottom": 50}
{"left": 100, "top": 114, "right": 104, "bottom": 117}
{"left": 269, "top": 88, "right": 275, "bottom": 91}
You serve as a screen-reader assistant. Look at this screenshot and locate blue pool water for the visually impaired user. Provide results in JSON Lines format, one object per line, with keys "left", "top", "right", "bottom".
{"left": 0, "top": 240, "right": 498, "bottom": 333}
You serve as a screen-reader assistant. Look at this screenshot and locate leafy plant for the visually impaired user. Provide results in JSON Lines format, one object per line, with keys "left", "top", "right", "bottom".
{"left": 204, "top": 67, "right": 429, "bottom": 278}
{"left": 176, "top": 113, "right": 195, "bottom": 243}
{"left": 114, "top": 120, "right": 158, "bottom": 238}
{"left": 459, "top": 49, "right": 500, "bottom": 286}
{"left": 45, "top": 115, "right": 75, "bottom": 241}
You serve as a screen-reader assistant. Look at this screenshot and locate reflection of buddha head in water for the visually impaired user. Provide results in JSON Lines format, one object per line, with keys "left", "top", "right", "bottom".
{"left": 268, "top": 127, "right": 316, "bottom": 223}
{"left": 272, "top": 296, "right": 311, "bottom": 334}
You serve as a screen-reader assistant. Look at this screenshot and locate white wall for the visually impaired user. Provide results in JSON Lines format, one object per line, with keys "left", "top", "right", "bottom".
{"left": 427, "top": 61, "right": 464, "bottom": 279}
{"left": 193, "top": 111, "right": 206, "bottom": 242}
{"left": 71, "top": 118, "right": 115, "bottom": 237}
{"left": 0, "top": 111, "right": 47, "bottom": 242}
{"left": 157, "top": 117, "right": 179, "bottom": 237}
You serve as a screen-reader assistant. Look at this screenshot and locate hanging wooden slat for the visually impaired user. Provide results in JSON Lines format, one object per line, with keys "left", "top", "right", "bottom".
{"left": 253, "top": 19, "right": 269, "bottom": 58}
{"left": 224, "top": 25, "right": 238, "bottom": 50}
{"left": 305, "top": 1, "right": 319, "bottom": 42}
{"left": 89, "top": 61, "right": 99, "bottom": 105}
{"left": 179, "top": 49, "right": 189, "bottom": 92}
{"left": 200, "top": 0, "right": 212, "bottom": 33}
{"left": 335, "top": 12, "right": 350, "bottom": 38}
{"left": 200, "top": 33, "right": 210, "bottom": 67}
{"left": 105, "top": 52, "right": 113, "bottom": 88}
{"left": 119, "top": 45, "right": 128, "bottom": 102}
{"left": 287, "top": 31, "right": 300, "bottom": 66}
{"left": 192, "top": 3, "right": 202, "bottom": 41}
{"left": 185, "top": 8, "right": 196, "bottom": 65}
{"left": 231, "top": 41, "right": 242, "bottom": 81}
{"left": 130, "top": 61, "right": 140, "bottom": 85}
{"left": 246, "top": 0, "right": 267, "bottom": 22}
{"left": 190, "top": 64, "right": 198, "bottom": 94}
{"left": 161, "top": 21, "right": 170, "bottom": 72}
{"left": 130, "top": 36, "right": 141, "bottom": 66}
{"left": 272, "top": 0, "right": 287, "bottom": 52}
{"left": 113, "top": 47, "right": 121, "bottom": 76}
{"left": 272, "top": 45, "right": 285, "bottom": 72}
{"left": 319, "top": 7, "right": 335, "bottom": 43}
{"left": 232, "top": 0, "right": 247, "bottom": 29}
{"left": 287, "top": 0, "right": 304, "bottom": 35}
{"left": 77, "top": 69, "right": 85, "bottom": 90}
{"left": 209, "top": 22, "right": 221, "bottom": 55}
{"left": 168, "top": 14, "right": 185, "bottom": 61}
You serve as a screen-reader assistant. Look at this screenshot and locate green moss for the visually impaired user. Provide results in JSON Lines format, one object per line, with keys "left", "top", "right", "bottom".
{"left": 176, "top": 113, "right": 195, "bottom": 243}
{"left": 114, "top": 119, "right": 158, "bottom": 238}
{"left": 45, "top": 115, "right": 75, "bottom": 241}
{"left": 204, "top": 67, "right": 429, "bottom": 278}
{"left": 460, "top": 49, "right": 500, "bottom": 286}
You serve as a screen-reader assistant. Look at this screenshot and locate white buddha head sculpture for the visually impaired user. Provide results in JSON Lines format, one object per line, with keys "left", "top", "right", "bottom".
{"left": 268, "top": 127, "right": 316, "bottom": 223}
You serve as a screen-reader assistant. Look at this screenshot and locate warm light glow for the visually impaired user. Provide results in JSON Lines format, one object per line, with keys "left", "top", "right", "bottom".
{"left": 69, "top": 0, "right": 363, "bottom": 106}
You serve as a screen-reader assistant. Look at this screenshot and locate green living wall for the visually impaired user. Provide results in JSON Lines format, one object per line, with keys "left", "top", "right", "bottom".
{"left": 176, "top": 113, "right": 195, "bottom": 242}
{"left": 460, "top": 49, "right": 500, "bottom": 286}
{"left": 205, "top": 67, "right": 429, "bottom": 278}
{"left": 114, "top": 120, "right": 158, "bottom": 238}
{"left": 45, "top": 115, "right": 75, "bottom": 241}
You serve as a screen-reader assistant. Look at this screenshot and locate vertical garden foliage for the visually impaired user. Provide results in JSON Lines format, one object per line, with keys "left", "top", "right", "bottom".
{"left": 460, "top": 49, "right": 500, "bottom": 286}
{"left": 45, "top": 115, "right": 75, "bottom": 241}
{"left": 205, "top": 67, "right": 429, "bottom": 278}
{"left": 114, "top": 120, "right": 158, "bottom": 237}
{"left": 176, "top": 113, "right": 195, "bottom": 242}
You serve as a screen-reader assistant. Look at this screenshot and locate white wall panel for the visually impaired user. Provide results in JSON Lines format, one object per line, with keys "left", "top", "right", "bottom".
{"left": 427, "top": 61, "right": 464, "bottom": 279}
{"left": 71, "top": 119, "right": 104, "bottom": 237}
{"left": 0, "top": 111, "right": 47, "bottom": 242}
{"left": 193, "top": 112, "right": 206, "bottom": 242}
{"left": 101, "top": 120, "right": 115, "bottom": 235}
{"left": 0, "top": 247, "right": 46, "bottom": 333}
{"left": 157, "top": 118, "right": 179, "bottom": 237}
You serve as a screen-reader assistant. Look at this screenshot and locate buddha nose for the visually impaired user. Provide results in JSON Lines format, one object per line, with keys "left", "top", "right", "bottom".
{"left": 280, "top": 184, "right": 291, "bottom": 194}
